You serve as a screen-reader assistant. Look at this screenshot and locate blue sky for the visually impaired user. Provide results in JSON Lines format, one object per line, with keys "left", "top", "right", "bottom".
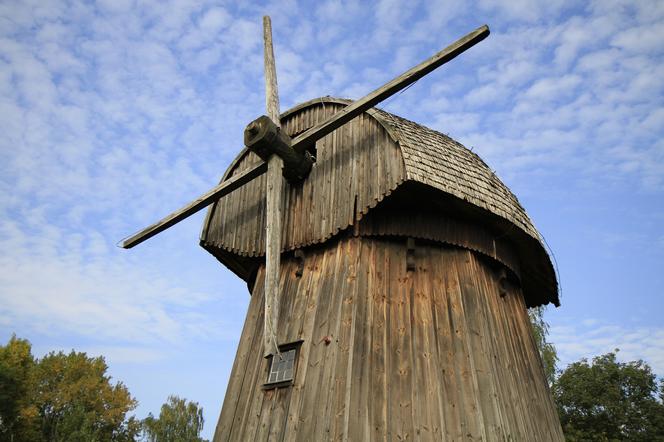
{"left": 1, "top": 0, "right": 663, "bottom": 439}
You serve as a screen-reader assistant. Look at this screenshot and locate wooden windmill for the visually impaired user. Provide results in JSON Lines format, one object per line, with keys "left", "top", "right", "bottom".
{"left": 122, "top": 17, "right": 564, "bottom": 442}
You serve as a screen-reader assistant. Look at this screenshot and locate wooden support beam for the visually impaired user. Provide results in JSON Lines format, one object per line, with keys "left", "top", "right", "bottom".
{"left": 120, "top": 25, "right": 489, "bottom": 252}
{"left": 290, "top": 25, "right": 490, "bottom": 154}
{"left": 120, "top": 162, "right": 267, "bottom": 249}
{"left": 263, "top": 15, "right": 283, "bottom": 358}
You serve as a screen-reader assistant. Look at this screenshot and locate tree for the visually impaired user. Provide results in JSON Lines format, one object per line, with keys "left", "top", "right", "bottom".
{"left": 142, "top": 395, "right": 207, "bottom": 442}
{"left": 0, "top": 335, "right": 140, "bottom": 442}
{"left": 553, "top": 351, "right": 664, "bottom": 441}
{"left": 34, "top": 350, "right": 140, "bottom": 441}
{"left": 0, "top": 335, "right": 40, "bottom": 441}
{"left": 528, "top": 306, "right": 558, "bottom": 385}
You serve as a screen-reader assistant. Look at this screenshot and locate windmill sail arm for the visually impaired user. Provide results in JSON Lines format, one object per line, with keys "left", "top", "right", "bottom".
{"left": 120, "top": 25, "right": 489, "bottom": 250}
{"left": 290, "top": 25, "right": 489, "bottom": 154}
{"left": 121, "top": 161, "right": 268, "bottom": 249}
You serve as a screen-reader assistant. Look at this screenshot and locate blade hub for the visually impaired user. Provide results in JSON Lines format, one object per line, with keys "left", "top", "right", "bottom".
{"left": 244, "top": 115, "right": 314, "bottom": 182}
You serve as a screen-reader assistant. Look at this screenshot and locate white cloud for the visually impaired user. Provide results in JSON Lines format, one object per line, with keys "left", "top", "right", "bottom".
{"left": 0, "top": 2, "right": 662, "bottom": 439}
{"left": 550, "top": 318, "right": 664, "bottom": 375}
{"left": 431, "top": 111, "right": 481, "bottom": 136}
{"left": 611, "top": 22, "right": 664, "bottom": 54}
{"left": 419, "top": 3, "right": 664, "bottom": 192}
{"left": 0, "top": 211, "right": 236, "bottom": 346}
{"left": 96, "top": 0, "right": 134, "bottom": 14}
{"left": 373, "top": 0, "right": 422, "bottom": 41}
{"left": 199, "top": 7, "right": 231, "bottom": 34}
{"left": 478, "top": 0, "right": 573, "bottom": 23}
{"left": 0, "top": 0, "right": 259, "bottom": 357}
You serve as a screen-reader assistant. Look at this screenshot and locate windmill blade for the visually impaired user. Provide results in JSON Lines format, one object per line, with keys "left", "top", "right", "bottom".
{"left": 120, "top": 25, "right": 489, "bottom": 251}
{"left": 262, "top": 15, "right": 283, "bottom": 358}
{"left": 289, "top": 24, "right": 490, "bottom": 154}
{"left": 120, "top": 162, "right": 267, "bottom": 249}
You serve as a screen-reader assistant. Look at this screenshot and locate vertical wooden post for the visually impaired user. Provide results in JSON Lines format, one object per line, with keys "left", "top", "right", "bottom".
{"left": 264, "top": 16, "right": 280, "bottom": 125}
{"left": 263, "top": 15, "right": 283, "bottom": 358}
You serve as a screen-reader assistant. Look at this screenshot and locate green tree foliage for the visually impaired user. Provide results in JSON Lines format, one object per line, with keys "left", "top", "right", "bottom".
{"left": 34, "top": 350, "right": 140, "bottom": 441}
{"left": 0, "top": 335, "right": 39, "bottom": 441}
{"left": 528, "top": 306, "right": 558, "bottom": 385}
{"left": 0, "top": 335, "right": 140, "bottom": 442}
{"left": 142, "top": 395, "right": 207, "bottom": 442}
{"left": 553, "top": 351, "right": 664, "bottom": 441}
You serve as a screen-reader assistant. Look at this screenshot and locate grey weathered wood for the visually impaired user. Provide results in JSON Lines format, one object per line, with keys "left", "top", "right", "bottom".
{"left": 244, "top": 115, "right": 312, "bottom": 182}
{"left": 121, "top": 161, "right": 266, "bottom": 249}
{"left": 213, "top": 272, "right": 264, "bottom": 440}
{"left": 264, "top": 155, "right": 283, "bottom": 357}
{"left": 288, "top": 25, "right": 489, "bottom": 154}
{"left": 263, "top": 15, "right": 283, "bottom": 358}
{"left": 203, "top": 100, "right": 406, "bottom": 258}
{"left": 213, "top": 237, "right": 564, "bottom": 441}
{"left": 126, "top": 26, "right": 490, "bottom": 253}
{"left": 263, "top": 16, "right": 279, "bottom": 124}
{"left": 203, "top": 95, "right": 559, "bottom": 309}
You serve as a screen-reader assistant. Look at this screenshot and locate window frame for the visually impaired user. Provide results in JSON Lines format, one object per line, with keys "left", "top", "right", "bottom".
{"left": 263, "top": 340, "right": 303, "bottom": 389}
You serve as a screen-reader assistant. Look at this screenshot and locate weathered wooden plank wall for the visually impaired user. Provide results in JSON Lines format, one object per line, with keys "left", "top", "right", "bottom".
{"left": 202, "top": 102, "right": 406, "bottom": 257}
{"left": 213, "top": 236, "right": 564, "bottom": 441}
{"left": 358, "top": 206, "right": 522, "bottom": 280}
{"left": 200, "top": 98, "right": 558, "bottom": 308}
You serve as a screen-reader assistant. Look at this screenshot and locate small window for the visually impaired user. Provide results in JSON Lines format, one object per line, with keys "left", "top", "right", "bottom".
{"left": 264, "top": 341, "right": 302, "bottom": 389}
{"left": 268, "top": 349, "right": 295, "bottom": 383}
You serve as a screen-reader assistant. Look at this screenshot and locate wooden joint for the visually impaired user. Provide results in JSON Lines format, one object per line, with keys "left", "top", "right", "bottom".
{"left": 406, "top": 238, "right": 416, "bottom": 272}
{"left": 294, "top": 249, "right": 305, "bottom": 277}
{"left": 244, "top": 115, "right": 313, "bottom": 182}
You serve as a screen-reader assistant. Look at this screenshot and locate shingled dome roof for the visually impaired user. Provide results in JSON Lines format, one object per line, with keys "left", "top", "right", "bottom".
{"left": 202, "top": 97, "right": 559, "bottom": 308}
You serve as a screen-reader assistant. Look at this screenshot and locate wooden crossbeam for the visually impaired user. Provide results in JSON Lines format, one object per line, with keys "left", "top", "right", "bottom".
{"left": 119, "top": 25, "right": 489, "bottom": 251}
{"left": 120, "top": 162, "right": 267, "bottom": 249}
{"left": 289, "top": 25, "right": 490, "bottom": 154}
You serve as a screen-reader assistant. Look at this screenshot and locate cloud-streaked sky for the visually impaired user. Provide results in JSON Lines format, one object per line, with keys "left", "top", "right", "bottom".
{"left": 1, "top": 0, "right": 662, "bottom": 439}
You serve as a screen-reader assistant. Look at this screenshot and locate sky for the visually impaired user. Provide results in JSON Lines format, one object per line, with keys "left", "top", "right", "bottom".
{"left": 1, "top": 0, "right": 663, "bottom": 439}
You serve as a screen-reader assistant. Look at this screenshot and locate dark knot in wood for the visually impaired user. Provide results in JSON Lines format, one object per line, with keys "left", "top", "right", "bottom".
{"left": 244, "top": 115, "right": 314, "bottom": 182}
{"left": 246, "top": 121, "right": 260, "bottom": 137}
{"left": 294, "top": 249, "right": 305, "bottom": 277}
{"left": 406, "top": 237, "right": 416, "bottom": 272}
{"left": 497, "top": 267, "right": 509, "bottom": 298}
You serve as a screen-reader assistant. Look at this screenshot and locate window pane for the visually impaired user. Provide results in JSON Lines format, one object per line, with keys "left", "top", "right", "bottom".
{"left": 266, "top": 349, "right": 297, "bottom": 385}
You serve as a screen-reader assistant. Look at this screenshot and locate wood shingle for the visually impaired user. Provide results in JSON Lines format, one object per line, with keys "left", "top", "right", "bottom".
{"left": 201, "top": 97, "right": 559, "bottom": 307}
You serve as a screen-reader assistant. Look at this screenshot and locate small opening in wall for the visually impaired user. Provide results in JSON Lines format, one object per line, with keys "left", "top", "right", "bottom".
{"left": 307, "top": 143, "right": 317, "bottom": 163}
{"left": 289, "top": 127, "right": 318, "bottom": 164}
{"left": 264, "top": 341, "right": 302, "bottom": 389}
